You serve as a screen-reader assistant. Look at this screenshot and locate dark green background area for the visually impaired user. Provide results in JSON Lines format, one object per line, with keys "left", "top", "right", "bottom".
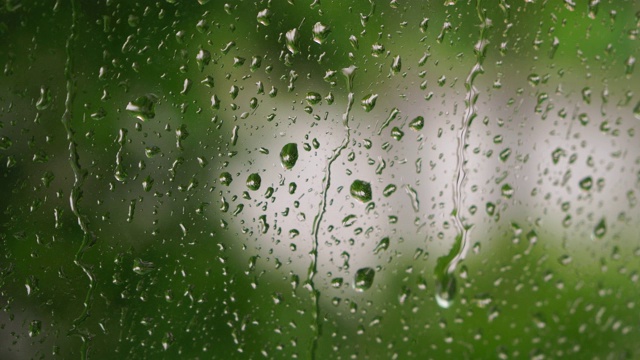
{"left": 1, "top": 1, "right": 639, "bottom": 359}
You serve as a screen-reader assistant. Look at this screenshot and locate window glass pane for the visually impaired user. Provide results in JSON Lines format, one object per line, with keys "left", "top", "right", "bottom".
{"left": 1, "top": 1, "right": 639, "bottom": 358}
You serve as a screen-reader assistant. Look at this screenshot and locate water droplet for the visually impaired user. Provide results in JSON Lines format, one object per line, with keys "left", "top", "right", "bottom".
{"left": 0, "top": 136, "right": 13, "bottom": 150}
{"left": 349, "top": 35, "right": 359, "bottom": 49}
{"left": 390, "top": 127, "right": 404, "bottom": 140}
{"left": 219, "top": 172, "right": 233, "bottom": 186}
{"left": 90, "top": 107, "right": 106, "bottom": 121}
{"left": 350, "top": 180, "right": 372, "bottom": 203}
{"left": 280, "top": 143, "right": 299, "bottom": 169}
{"left": 625, "top": 56, "right": 636, "bottom": 75}
{"left": 250, "top": 55, "right": 262, "bottom": 72}
{"left": 383, "top": 184, "right": 397, "bottom": 197}
{"left": 233, "top": 56, "right": 245, "bottom": 67}
{"left": 499, "top": 148, "right": 511, "bottom": 162}
{"left": 551, "top": 147, "right": 565, "bottom": 164}
{"left": 221, "top": 41, "right": 235, "bottom": 54}
{"left": 306, "top": 92, "right": 322, "bottom": 105}
{"left": 404, "top": 184, "right": 420, "bottom": 212}
{"left": 312, "top": 22, "right": 330, "bottom": 44}
{"left": 409, "top": 116, "right": 424, "bottom": 131}
{"left": 196, "top": 49, "right": 211, "bottom": 72}
{"left": 435, "top": 272, "right": 456, "bottom": 309}
{"left": 371, "top": 43, "right": 385, "bottom": 57}
{"left": 579, "top": 176, "right": 593, "bottom": 191}
{"left": 126, "top": 94, "right": 157, "bottom": 121}
{"left": 133, "top": 258, "right": 155, "bottom": 275}
{"left": 390, "top": 55, "right": 402, "bottom": 75}
{"left": 593, "top": 218, "right": 607, "bottom": 239}
{"left": 246, "top": 173, "right": 262, "bottom": 191}
{"left": 354, "top": 267, "right": 375, "bottom": 292}
{"left": 259, "top": 215, "right": 269, "bottom": 234}
{"left": 419, "top": 17, "right": 429, "bottom": 33}
{"left": 35, "top": 86, "right": 52, "bottom": 110}
{"left": 230, "top": 85, "right": 239, "bottom": 99}
{"left": 29, "top": 320, "right": 41, "bottom": 338}
{"left": 211, "top": 94, "right": 220, "bottom": 109}
{"left": 142, "top": 176, "right": 154, "bottom": 192}
{"left": 377, "top": 108, "right": 400, "bottom": 135}
{"left": 285, "top": 28, "right": 300, "bottom": 55}
{"left": 374, "top": 237, "right": 389, "bottom": 254}
{"left": 257, "top": 8, "right": 271, "bottom": 26}
{"left": 361, "top": 94, "right": 378, "bottom": 112}
{"left": 501, "top": 184, "right": 514, "bottom": 199}
{"left": 342, "top": 65, "right": 357, "bottom": 91}
{"left": 342, "top": 214, "right": 357, "bottom": 227}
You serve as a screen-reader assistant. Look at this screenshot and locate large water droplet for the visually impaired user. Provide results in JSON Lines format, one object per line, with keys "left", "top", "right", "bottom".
{"left": 219, "top": 172, "right": 233, "bottom": 186}
{"left": 593, "top": 218, "right": 607, "bottom": 239}
{"left": 361, "top": 94, "right": 378, "bottom": 112}
{"left": 435, "top": 272, "right": 456, "bottom": 309}
{"left": 285, "top": 28, "right": 300, "bottom": 55}
{"left": 579, "top": 176, "right": 593, "bottom": 191}
{"left": 246, "top": 173, "right": 262, "bottom": 191}
{"left": 409, "top": 116, "right": 424, "bottom": 131}
{"left": 35, "top": 86, "right": 52, "bottom": 110}
{"left": 133, "top": 258, "right": 155, "bottom": 275}
{"left": 354, "top": 267, "right": 375, "bottom": 292}
{"left": 391, "top": 55, "right": 402, "bottom": 75}
{"left": 373, "top": 237, "right": 389, "bottom": 254}
{"left": 126, "top": 94, "right": 157, "bottom": 121}
{"left": 280, "top": 143, "right": 299, "bottom": 169}
{"left": 312, "top": 22, "right": 330, "bottom": 44}
{"left": 257, "top": 8, "right": 271, "bottom": 26}
{"left": 350, "top": 180, "right": 372, "bottom": 203}
{"left": 306, "top": 92, "right": 322, "bottom": 105}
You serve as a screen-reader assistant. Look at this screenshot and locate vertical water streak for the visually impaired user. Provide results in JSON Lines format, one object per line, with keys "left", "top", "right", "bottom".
{"left": 435, "top": 1, "right": 488, "bottom": 309}
{"left": 308, "top": 70, "right": 355, "bottom": 358}
{"left": 62, "top": 1, "right": 96, "bottom": 358}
